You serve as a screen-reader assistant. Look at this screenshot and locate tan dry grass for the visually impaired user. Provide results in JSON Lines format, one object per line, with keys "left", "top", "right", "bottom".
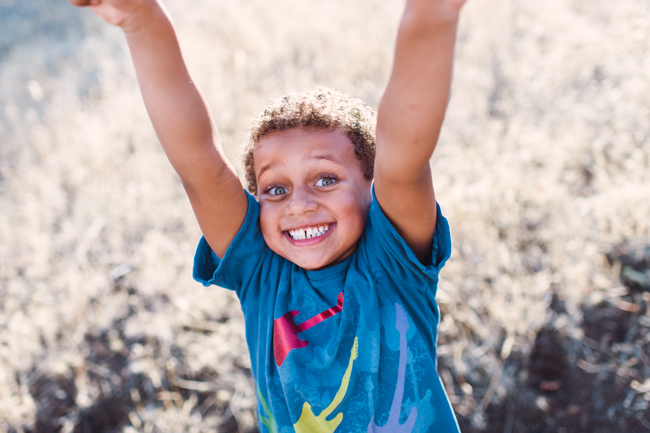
{"left": 1, "top": 0, "right": 649, "bottom": 431}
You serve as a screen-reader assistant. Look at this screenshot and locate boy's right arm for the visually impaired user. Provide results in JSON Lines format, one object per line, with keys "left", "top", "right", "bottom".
{"left": 68, "top": 0, "right": 248, "bottom": 258}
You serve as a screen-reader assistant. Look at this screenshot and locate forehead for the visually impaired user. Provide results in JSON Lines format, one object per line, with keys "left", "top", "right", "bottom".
{"left": 254, "top": 128, "right": 358, "bottom": 177}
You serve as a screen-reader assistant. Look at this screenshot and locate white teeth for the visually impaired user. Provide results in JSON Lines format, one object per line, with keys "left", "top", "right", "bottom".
{"left": 289, "top": 224, "right": 330, "bottom": 240}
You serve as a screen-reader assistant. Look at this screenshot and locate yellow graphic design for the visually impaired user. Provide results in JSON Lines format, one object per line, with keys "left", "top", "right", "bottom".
{"left": 294, "top": 337, "right": 359, "bottom": 433}
{"left": 257, "top": 384, "right": 278, "bottom": 433}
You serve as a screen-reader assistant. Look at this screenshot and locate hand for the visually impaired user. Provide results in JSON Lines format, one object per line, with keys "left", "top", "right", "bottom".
{"left": 66, "top": 0, "right": 158, "bottom": 31}
{"left": 421, "top": 0, "right": 467, "bottom": 13}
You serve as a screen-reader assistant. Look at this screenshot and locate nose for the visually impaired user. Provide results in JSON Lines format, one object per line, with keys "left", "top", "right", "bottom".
{"left": 285, "top": 186, "right": 318, "bottom": 216}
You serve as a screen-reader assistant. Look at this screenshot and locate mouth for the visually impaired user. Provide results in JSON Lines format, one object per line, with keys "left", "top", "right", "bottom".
{"left": 285, "top": 223, "right": 334, "bottom": 242}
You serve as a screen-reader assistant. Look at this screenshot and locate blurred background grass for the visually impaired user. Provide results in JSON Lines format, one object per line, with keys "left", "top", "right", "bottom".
{"left": 1, "top": 0, "right": 649, "bottom": 431}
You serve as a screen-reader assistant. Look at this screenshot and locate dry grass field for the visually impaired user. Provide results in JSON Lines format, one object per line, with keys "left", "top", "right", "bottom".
{"left": 1, "top": 0, "right": 649, "bottom": 431}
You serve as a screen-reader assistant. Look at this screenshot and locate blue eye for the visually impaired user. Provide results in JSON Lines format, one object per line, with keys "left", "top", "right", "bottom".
{"left": 268, "top": 186, "right": 288, "bottom": 196}
{"left": 315, "top": 177, "right": 337, "bottom": 187}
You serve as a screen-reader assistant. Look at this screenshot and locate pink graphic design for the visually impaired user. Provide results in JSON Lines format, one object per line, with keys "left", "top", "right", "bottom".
{"left": 273, "top": 291, "right": 344, "bottom": 366}
{"left": 367, "top": 304, "right": 417, "bottom": 433}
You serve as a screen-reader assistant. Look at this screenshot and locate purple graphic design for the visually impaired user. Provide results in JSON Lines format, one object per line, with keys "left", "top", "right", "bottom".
{"left": 367, "top": 303, "right": 417, "bottom": 433}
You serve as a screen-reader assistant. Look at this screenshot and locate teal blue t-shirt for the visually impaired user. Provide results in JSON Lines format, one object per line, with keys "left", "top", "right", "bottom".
{"left": 193, "top": 189, "right": 460, "bottom": 433}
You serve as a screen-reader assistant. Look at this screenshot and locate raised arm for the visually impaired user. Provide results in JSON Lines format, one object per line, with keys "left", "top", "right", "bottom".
{"left": 374, "top": 0, "right": 465, "bottom": 263}
{"left": 67, "top": 0, "right": 247, "bottom": 258}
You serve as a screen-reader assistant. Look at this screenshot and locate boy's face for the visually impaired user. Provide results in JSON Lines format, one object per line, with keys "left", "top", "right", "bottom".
{"left": 254, "top": 128, "right": 372, "bottom": 270}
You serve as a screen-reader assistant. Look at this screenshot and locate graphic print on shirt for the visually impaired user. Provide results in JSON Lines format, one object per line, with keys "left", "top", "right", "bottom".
{"left": 293, "top": 337, "right": 359, "bottom": 433}
{"left": 367, "top": 303, "right": 417, "bottom": 433}
{"left": 273, "top": 291, "right": 344, "bottom": 366}
{"left": 257, "top": 385, "right": 278, "bottom": 433}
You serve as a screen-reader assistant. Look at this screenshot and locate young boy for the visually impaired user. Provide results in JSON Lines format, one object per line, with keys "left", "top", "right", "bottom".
{"left": 68, "top": 0, "right": 465, "bottom": 431}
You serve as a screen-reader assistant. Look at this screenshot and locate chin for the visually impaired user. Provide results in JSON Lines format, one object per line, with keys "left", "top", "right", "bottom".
{"left": 291, "top": 256, "right": 331, "bottom": 271}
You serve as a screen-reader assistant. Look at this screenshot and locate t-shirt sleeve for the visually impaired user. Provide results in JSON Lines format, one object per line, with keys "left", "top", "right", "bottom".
{"left": 362, "top": 185, "right": 452, "bottom": 287}
{"left": 192, "top": 191, "right": 272, "bottom": 305}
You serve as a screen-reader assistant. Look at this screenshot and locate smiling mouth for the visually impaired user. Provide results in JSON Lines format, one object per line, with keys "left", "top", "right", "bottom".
{"left": 286, "top": 224, "right": 333, "bottom": 240}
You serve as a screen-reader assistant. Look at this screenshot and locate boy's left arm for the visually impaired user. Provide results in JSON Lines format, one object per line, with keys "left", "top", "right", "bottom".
{"left": 374, "top": 0, "right": 465, "bottom": 263}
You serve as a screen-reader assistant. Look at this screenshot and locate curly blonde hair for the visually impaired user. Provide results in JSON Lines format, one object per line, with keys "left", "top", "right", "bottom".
{"left": 242, "top": 87, "right": 377, "bottom": 196}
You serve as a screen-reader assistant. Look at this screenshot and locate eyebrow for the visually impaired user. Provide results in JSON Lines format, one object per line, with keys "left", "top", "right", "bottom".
{"left": 257, "top": 161, "right": 277, "bottom": 180}
{"left": 257, "top": 153, "right": 343, "bottom": 180}
{"left": 310, "top": 153, "right": 343, "bottom": 165}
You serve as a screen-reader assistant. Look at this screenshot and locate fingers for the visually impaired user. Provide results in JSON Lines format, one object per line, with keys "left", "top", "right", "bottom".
{"left": 67, "top": 0, "right": 100, "bottom": 6}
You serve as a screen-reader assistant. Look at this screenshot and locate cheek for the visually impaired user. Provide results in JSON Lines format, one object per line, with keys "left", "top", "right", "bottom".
{"left": 337, "top": 197, "right": 368, "bottom": 231}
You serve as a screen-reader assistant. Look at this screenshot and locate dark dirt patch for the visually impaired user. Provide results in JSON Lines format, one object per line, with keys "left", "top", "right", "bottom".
{"left": 21, "top": 310, "right": 250, "bottom": 433}
{"left": 449, "top": 244, "right": 650, "bottom": 433}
